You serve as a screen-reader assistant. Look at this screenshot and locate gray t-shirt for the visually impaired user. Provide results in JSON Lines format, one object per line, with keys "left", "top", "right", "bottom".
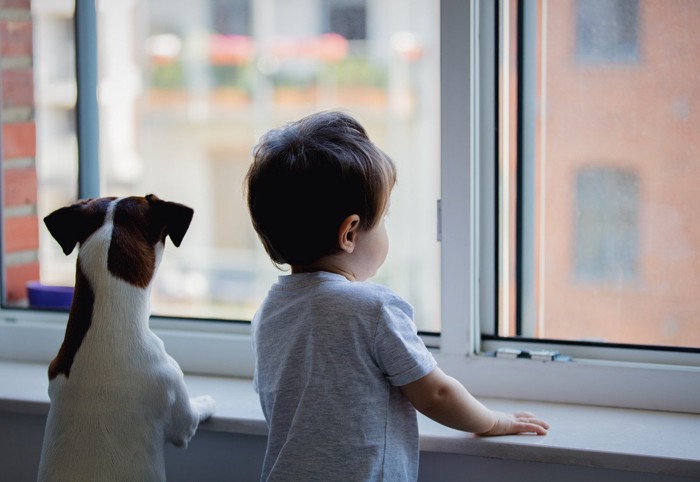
{"left": 252, "top": 271, "right": 437, "bottom": 481}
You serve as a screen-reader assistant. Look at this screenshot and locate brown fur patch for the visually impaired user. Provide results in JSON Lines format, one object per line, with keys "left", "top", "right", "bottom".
{"left": 107, "top": 197, "right": 157, "bottom": 288}
{"left": 48, "top": 264, "right": 95, "bottom": 380}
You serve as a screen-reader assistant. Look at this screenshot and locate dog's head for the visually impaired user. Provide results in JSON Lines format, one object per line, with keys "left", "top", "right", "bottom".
{"left": 44, "top": 194, "right": 194, "bottom": 289}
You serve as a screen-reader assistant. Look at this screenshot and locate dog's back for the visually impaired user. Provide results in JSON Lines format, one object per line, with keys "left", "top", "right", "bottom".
{"left": 37, "top": 195, "right": 215, "bottom": 482}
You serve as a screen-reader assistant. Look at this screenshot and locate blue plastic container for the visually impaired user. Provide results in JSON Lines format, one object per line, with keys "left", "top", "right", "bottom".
{"left": 26, "top": 282, "right": 74, "bottom": 310}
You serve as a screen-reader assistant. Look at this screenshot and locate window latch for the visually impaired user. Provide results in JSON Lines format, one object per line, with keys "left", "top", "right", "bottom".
{"left": 437, "top": 199, "right": 442, "bottom": 242}
{"left": 495, "top": 347, "right": 571, "bottom": 362}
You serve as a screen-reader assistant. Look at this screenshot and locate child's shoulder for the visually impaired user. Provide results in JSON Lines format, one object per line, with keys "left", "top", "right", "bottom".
{"left": 336, "top": 279, "right": 411, "bottom": 313}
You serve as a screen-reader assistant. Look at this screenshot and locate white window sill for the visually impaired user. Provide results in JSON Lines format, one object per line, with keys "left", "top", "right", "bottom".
{"left": 2, "top": 360, "right": 699, "bottom": 478}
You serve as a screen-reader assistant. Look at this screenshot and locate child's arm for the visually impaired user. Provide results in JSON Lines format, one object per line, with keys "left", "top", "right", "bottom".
{"left": 400, "top": 367, "right": 549, "bottom": 436}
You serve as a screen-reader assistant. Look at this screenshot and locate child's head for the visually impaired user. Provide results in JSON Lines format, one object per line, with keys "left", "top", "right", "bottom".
{"left": 246, "top": 111, "right": 396, "bottom": 268}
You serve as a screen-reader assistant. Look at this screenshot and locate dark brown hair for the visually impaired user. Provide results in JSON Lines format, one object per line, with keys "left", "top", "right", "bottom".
{"left": 245, "top": 111, "right": 396, "bottom": 267}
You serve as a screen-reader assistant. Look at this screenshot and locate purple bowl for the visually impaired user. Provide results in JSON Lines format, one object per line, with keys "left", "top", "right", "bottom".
{"left": 26, "top": 282, "right": 74, "bottom": 310}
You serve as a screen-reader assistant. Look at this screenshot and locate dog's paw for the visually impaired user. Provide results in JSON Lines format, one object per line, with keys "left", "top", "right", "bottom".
{"left": 190, "top": 395, "right": 216, "bottom": 421}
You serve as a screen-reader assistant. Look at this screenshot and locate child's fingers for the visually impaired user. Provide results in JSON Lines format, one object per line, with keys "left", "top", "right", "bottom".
{"left": 515, "top": 412, "right": 550, "bottom": 429}
{"left": 513, "top": 414, "right": 550, "bottom": 435}
{"left": 478, "top": 411, "right": 549, "bottom": 436}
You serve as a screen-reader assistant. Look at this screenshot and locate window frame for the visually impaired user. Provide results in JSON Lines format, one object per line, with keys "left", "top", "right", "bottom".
{"left": 1, "top": 0, "right": 698, "bottom": 415}
{"left": 480, "top": 0, "right": 700, "bottom": 360}
{"left": 438, "top": 0, "right": 698, "bottom": 414}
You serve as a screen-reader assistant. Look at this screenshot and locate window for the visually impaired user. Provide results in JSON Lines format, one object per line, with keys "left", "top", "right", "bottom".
{"left": 323, "top": 0, "right": 367, "bottom": 41}
{"left": 2, "top": 0, "right": 699, "bottom": 414}
{"left": 576, "top": 0, "right": 640, "bottom": 63}
{"left": 5, "top": 0, "right": 441, "bottom": 330}
{"left": 490, "top": 0, "right": 700, "bottom": 352}
{"left": 574, "top": 167, "right": 639, "bottom": 284}
{"left": 211, "top": 0, "right": 251, "bottom": 36}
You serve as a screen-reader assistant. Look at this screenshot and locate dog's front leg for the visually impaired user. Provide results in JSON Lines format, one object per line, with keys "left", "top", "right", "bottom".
{"left": 164, "top": 362, "right": 216, "bottom": 448}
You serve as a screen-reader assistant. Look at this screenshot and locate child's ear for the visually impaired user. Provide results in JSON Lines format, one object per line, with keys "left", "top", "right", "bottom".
{"left": 338, "top": 214, "right": 361, "bottom": 254}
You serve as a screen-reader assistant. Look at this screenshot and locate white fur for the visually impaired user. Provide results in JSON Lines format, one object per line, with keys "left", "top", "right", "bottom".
{"left": 38, "top": 200, "right": 216, "bottom": 482}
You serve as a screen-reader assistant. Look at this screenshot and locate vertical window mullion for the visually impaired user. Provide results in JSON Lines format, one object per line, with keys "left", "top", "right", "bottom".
{"left": 515, "top": 0, "right": 537, "bottom": 338}
{"left": 478, "top": 0, "right": 498, "bottom": 341}
{"left": 74, "top": 0, "right": 100, "bottom": 199}
{"left": 439, "top": 0, "right": 475, "bottom": 356}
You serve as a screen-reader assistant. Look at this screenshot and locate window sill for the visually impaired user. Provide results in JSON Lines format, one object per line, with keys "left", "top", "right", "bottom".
{"left": 4, "top": 314, "right": 699, "bottom": 413}
{"left": 2, "top": 360, "right": 699, "bottom": 478}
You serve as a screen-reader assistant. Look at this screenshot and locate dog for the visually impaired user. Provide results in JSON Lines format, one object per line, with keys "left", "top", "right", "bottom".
{"left": 37, "top": 194, "right": 216, "bottom": 482}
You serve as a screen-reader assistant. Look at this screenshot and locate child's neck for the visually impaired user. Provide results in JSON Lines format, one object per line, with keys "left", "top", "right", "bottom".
{"left": 292, "top": 256, "right": 357, "bottom": 282}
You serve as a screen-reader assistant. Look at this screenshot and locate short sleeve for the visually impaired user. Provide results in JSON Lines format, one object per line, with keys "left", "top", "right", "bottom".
{"left": 373, "top": 297, "right": 437, "bottom": 387}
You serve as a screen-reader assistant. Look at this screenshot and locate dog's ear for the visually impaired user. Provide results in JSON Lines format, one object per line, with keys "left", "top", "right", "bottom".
{"left": 147, "top": 195, "right": 194, "bottom": 247}
{"left": 43, "top": 205, "right": 89, "bottom": 255}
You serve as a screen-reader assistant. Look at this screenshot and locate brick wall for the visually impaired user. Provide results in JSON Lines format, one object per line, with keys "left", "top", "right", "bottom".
{"left": 1, "top": 0, "right": 40, "bottom": 305}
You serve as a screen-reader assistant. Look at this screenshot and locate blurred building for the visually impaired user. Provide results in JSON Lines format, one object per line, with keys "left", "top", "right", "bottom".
{"left": 31, "top": 0, "right": 441, "bottom": 326}
{"left": 539, "top": 0, "right": 699, "bottom": 347}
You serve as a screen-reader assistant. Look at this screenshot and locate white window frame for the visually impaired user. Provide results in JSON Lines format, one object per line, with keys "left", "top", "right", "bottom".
{"left": 1, "top": 0, "right": 698, "bottom": 414}
{"left": 436, "top": 0, "right": 699, "bottom": 414}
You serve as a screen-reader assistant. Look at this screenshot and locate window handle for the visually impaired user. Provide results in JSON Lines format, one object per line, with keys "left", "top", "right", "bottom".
{"left": 495, "top": 348, "right": 571, "bottom": 362}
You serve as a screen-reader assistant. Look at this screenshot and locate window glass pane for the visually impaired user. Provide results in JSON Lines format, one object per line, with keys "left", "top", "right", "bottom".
{"left": 22, "top": 0, "right": 440, "bottom": 331}
{"left": 0, "top": 3, "right": 78, "bottom": 310}
{"left": 501, "top": 0, "right": 700, "bottom": 348}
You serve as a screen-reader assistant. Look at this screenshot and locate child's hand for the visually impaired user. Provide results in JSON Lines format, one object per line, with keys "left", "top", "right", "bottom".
{"left": 477, "top": 411, "right": 550, "bottom": 436}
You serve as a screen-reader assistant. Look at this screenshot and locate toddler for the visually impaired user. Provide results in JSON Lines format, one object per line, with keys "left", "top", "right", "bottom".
{"left": 246, "top": 111, "right": 549, "bottom": 481}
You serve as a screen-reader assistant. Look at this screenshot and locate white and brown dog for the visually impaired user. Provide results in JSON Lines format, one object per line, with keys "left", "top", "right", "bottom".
{"left": 37, "top": 194, "right": 216, "bottom": 482}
